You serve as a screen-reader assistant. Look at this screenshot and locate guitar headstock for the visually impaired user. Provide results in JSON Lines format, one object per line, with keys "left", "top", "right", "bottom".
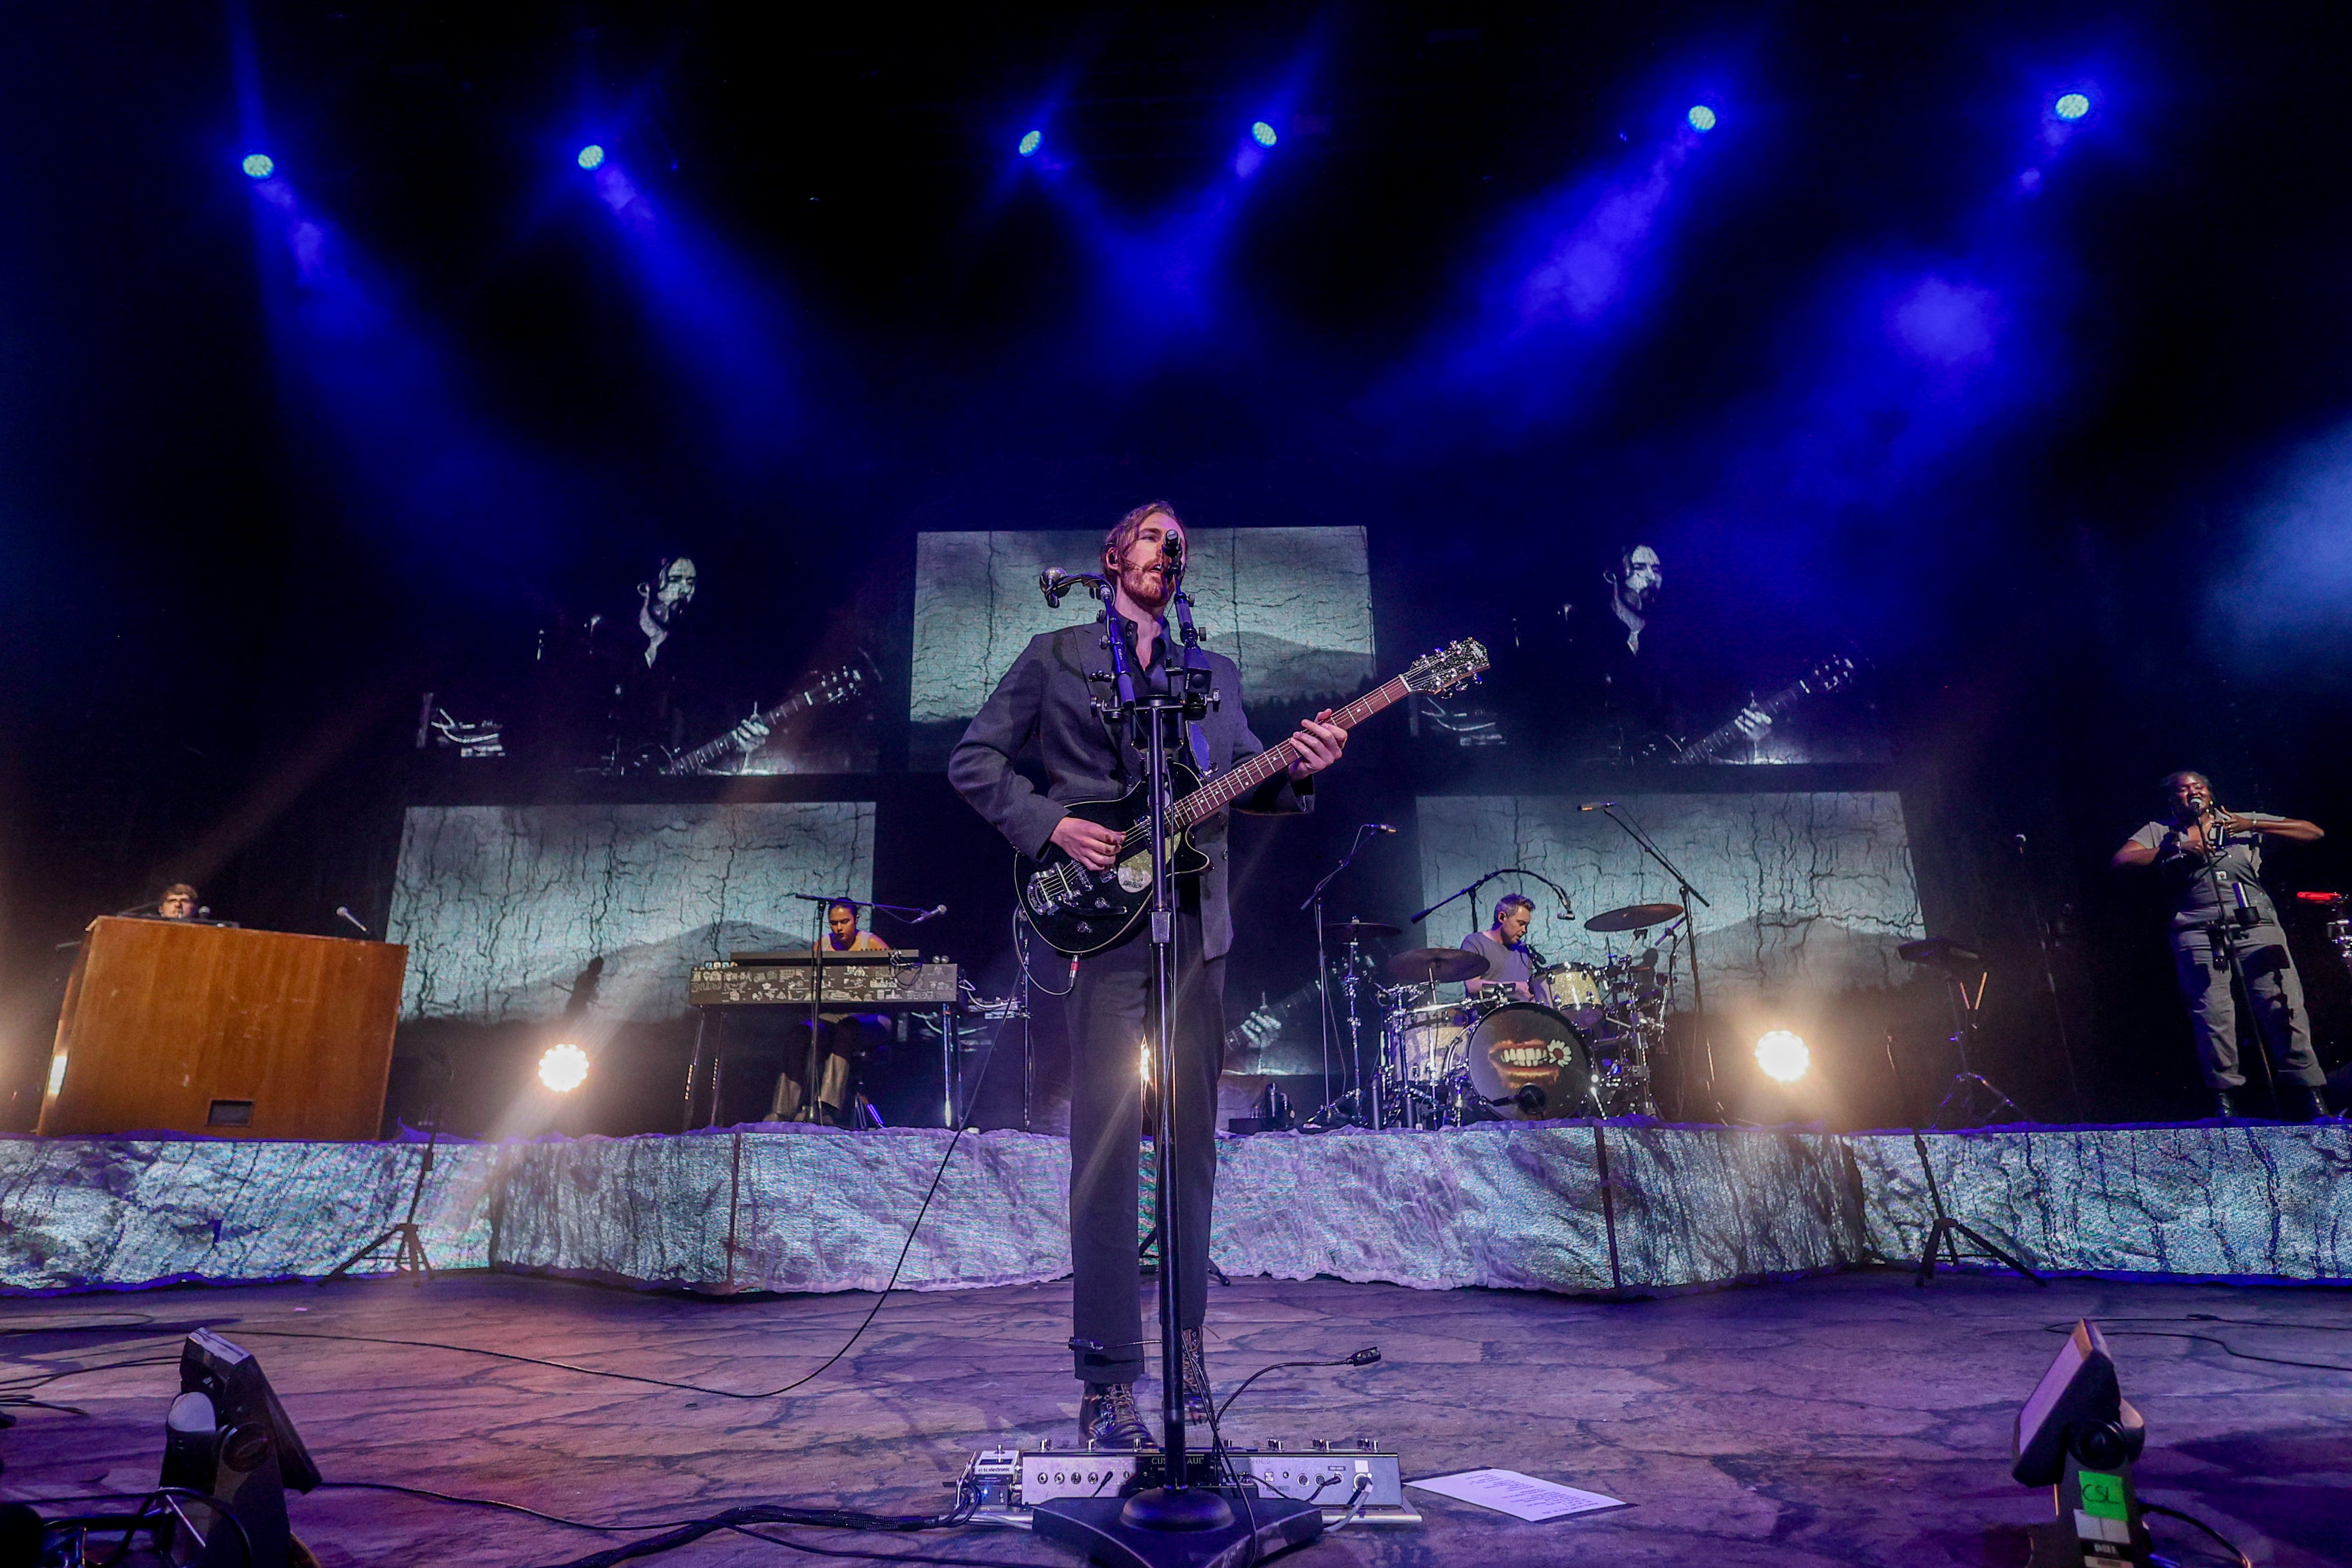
{"left": 1404, "top": 638, "right": 1490, "bottom": 698}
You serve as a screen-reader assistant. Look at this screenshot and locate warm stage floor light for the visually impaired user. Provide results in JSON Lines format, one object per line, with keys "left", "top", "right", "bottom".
{"left": 241, "top": 153, "right": 275, "bottom": 180}
{"left": 539, "top": 1042, "right": 590, "bottom": 1092}
{"left": 1754, "top": 1029, "right": 1810, "bottom": 1084}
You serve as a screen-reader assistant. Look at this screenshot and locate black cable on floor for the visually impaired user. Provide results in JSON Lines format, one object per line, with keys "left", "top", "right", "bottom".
{"left": 0, "top": 1354, "right": 182, "bottom": 1392}
{"left": 722, "top": 1522, "right": 1043, "bottom": 1567}
{"left": 1212, "top": 1347, "right": 1381, "bottom": 1426}
{"left": 315, "top": 1481, "right": 713, "bottom": 1532}
{"left": 2143, "top": 1502, "right": 2254, "bottom": 1568}
{"left": 2039, "top": 1321, "right": 2352, "bottom": 1373}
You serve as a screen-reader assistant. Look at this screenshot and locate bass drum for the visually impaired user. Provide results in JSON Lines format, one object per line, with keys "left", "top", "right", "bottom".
{"left": 1390, "top": 1003, "right": 1471, "bottom": 1083}
{"left": 1467, "top": 1003, "right": 1591, "bottom": 1121}
{"left": 1530, "top": 963, "right": 1604, "bottom": 1029}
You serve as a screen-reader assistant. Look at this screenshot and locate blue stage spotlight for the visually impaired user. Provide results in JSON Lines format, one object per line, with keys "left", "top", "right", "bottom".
{"left": 1250, "top": 120, "right": 1278, "bottom": 148}
{"left": 1017, "top": 129, "right": 1043, "bottom": 157}
{"left": 241, "top": 152, "right": 275, "bottom": 180}
{"left": 1687, "top": 105, "right": 1717, "bottom": 133}
{"left": 2053, "top": 92, "right": 2090, "bottom": 121}
{"left": 577, "top": 143, "right": 606, "bottom": 170}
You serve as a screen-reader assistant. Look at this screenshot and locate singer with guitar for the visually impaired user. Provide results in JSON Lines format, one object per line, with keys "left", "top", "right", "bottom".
{"left": 949, "top": 501, "right": 1347, "bottom": 1449}
{"left": 2112, "top": 770, "right": 2330, "bottom": 1120}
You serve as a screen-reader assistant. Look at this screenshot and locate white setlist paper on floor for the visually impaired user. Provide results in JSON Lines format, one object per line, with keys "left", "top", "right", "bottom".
{"left": 1406, "top": 1468, "right": 1627, "bottom": 1522}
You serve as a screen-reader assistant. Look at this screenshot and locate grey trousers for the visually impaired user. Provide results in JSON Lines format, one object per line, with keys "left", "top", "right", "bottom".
{"left": 1065, "top": 909, "right": 1223, "bottom": 1386}
{"left": 2169, "top": 919, "right": 2324, "bottom": 1090}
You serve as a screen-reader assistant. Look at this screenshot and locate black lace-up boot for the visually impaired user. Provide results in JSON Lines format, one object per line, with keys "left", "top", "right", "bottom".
{"left": 1078, "top": 1382, "right": 1157, "bottom": 1450}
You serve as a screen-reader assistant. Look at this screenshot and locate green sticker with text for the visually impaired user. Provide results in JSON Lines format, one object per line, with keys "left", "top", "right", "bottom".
{"left": 2077, "top": 1471, "right": 2127, "bottom": 1520}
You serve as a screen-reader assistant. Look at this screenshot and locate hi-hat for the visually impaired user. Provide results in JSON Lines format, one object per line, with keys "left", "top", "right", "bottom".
{"left": 1385, "top": 947, "right": 1487, "bottom": 985}
{"left": 1321, "top": 918, "right": 1402, "bottom": 939}
{"left": 1586, "top": 902, "right": 1683, "bottom": 934}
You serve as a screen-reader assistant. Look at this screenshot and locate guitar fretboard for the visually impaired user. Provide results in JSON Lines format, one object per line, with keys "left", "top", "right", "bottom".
{"left": 1117, "top": 675, "right": 1412, "bottom": 852}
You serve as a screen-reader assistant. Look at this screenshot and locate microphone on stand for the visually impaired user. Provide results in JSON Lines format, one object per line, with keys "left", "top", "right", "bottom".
{"left": 909, "top": 905, "right": 949, "bottom": 924}
{"left": 335, "top": 906, "right": 371, "bottom": 937}
{"left": 1160, "top": 533, "right": 1186, "bottom": 582}
{"left": 1039, "top": 568, "right": 1075, "bottom": 608}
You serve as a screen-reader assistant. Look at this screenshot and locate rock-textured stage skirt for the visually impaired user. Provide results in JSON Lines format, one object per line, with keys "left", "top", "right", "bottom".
{"left": 3, "top": 1120, "right": 2347, "bottom": 1297}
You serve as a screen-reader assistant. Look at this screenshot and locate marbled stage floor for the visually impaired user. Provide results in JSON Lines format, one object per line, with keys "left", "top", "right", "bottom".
{"left": 2, "top": 1268, "right": 2345, "bottom": 1567}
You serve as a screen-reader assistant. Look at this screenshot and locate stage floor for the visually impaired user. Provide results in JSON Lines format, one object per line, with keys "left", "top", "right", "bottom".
{"left": 3, "top": 1270, "right": 2345, "bottom": 1567}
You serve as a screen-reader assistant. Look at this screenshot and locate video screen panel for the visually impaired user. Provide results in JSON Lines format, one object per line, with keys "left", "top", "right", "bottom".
{"left": 389, "top": 802, "right": 874, "bottom": 1024}
{"left": 909, "top": 527, "right": 1376, "bottom": 760}
{"left": 1414, "top": 792, "right": 1924, "bottom": 1000}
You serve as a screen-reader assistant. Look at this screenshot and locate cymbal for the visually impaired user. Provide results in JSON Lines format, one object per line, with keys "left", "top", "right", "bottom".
{"left": 1385, "top": 947, "right": 1488, "bottom": 985}
{"left": 1322, "top": 918, "right": 1402, "bottom": 939}
{"left": 1897, "top": 936, "right": 1984, "bottom": 970}
{"left": 1585, "top": 901, "right": 1683, "bottom": 934}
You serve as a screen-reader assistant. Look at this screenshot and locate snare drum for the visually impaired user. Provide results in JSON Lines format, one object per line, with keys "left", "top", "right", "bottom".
{"left": 1531, "top": 963, "right": 1605, "bottom": 1029}
{"left": 1389, "top": 1003, "right": 1471, "bottom": 1082}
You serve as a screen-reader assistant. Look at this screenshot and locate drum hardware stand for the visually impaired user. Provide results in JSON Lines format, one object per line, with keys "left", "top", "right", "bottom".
{"left": 1899, "top": 939, "right": 2026, "bottom": 1127}
{"left": 1589, "top": 806, "right": 1717, "bottom": 1117}
{"left": 1910, "top": 1128, "right": 2042, "bottom": 1287}
{"left": 326, "top": 1053, "right": 449, "bottom": 1286}
{"left": 1301, "top": 825, "right": 1390, "bottom": 1129}
{"left": 2014, "top": 835, "right": 2087, "bottom": 1121}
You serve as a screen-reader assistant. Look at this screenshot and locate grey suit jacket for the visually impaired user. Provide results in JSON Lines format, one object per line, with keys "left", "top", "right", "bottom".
{"left": 949, "top": 616, "right": 1312, "bottom": 960}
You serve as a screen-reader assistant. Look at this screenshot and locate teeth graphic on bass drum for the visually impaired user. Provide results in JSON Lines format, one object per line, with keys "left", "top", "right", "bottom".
{"left": 1495, "top": 1045, "right": 1558, "bottom": 1067}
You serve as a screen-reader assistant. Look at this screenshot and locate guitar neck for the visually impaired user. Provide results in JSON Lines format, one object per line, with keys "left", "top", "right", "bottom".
{"left": 666, "top": 691, "right": 811, "bottom": 775}
{"left": 1162, "top": 674, "right": 1411, "bottom": 834}
{"left": 1680, "top": 677, "right": 1815, "bottom": 762}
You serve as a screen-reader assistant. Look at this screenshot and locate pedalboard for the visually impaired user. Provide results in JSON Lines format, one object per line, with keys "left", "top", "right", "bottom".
{"left": 959, "top": 1438, "right": 1419, "bottom": 1528}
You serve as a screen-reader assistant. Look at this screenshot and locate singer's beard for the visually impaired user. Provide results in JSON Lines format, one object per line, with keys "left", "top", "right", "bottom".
{"left": 1117, "top": 563, "right": 1175, "bottom": 612}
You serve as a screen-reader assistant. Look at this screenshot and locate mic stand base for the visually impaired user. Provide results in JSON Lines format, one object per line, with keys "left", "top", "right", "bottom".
{"left": 1032, "top": 1493, "right": 1322, "bottom": 1568}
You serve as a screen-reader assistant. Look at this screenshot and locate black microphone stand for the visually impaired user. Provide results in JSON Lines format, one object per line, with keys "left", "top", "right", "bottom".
{"left": 2189, "top": 807, "right": 2282, "bottom": 1114}
{"left": 2015, "top": 836, "right": 2087, "bottom": 1121}
{"left": 1592, "top": 805, "right": 1720, "bottom": 1118}
{"left": 1031, "top": 572, "right": 1323, "bottom": 1565}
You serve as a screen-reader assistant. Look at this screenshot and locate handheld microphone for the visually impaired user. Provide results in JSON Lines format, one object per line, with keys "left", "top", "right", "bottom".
{"left": 1578, "top": 801, "right": 1618, "bottom": 812}
{"left": 335, "top": 906, "right": 371, "bottom": 937}
{"left": 1039, "top": 568, "right": 1074, "bottom": 608}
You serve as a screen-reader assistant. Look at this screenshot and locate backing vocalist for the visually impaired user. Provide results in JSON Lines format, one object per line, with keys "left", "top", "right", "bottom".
{"left": 2111, "top": 770, "right": 2330, "bottom": 1119}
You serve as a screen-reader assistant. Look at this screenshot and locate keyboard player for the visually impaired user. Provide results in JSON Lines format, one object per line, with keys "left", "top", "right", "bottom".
{"left": 772, "top": 900, "right": 887, "bottom": 1122}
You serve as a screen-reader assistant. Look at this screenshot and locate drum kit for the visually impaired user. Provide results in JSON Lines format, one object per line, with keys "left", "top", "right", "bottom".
{"left": 1314, "top": 899, "right": 1688, "bottom": 1128}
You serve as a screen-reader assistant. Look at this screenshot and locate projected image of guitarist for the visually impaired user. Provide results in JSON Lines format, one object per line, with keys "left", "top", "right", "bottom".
{"left": 949, "top": 501, "right": 1347, "bottom": 1450}
{"left": 1554, "top": 541, "right": 1861, "bottom": 764}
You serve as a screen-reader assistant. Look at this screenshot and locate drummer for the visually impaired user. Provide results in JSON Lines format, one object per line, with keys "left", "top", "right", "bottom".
{"left": 1462, "top": 894, "right": 1539, "bottom": 1001}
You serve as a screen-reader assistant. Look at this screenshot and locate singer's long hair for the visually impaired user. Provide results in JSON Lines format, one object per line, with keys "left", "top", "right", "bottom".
{"left": 1102, "top": 500, "right": 1184, "bottom": 574}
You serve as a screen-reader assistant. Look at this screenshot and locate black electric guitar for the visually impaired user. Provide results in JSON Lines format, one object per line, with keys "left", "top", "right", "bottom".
{"left": 1018, "top": 639, "right": 1489, "bottom": 957}
{"left": 1636, "top": 653, "right": 1856, "bottom": 764}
